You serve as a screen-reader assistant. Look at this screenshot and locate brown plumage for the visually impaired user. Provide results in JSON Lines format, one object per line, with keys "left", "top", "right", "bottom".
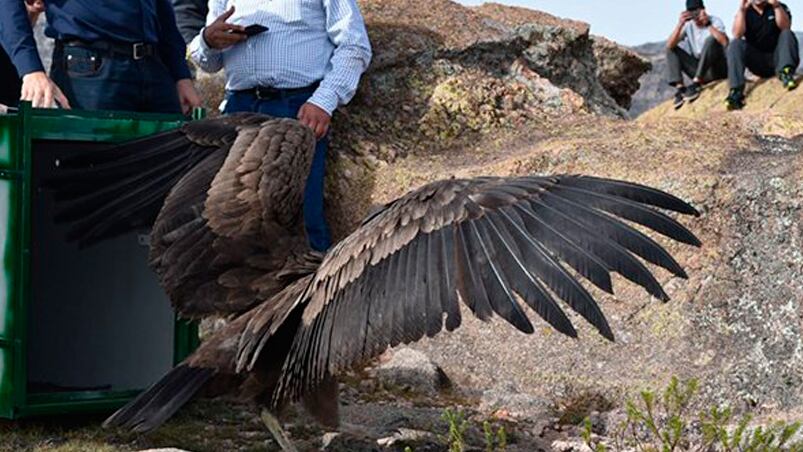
{"left": 50, "top": 115, "right": 701, "bottom": 436}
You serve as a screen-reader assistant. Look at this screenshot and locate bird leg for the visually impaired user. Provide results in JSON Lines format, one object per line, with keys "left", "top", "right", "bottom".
{"left": 260, "top": 409, "right": 298, "bottom": 452}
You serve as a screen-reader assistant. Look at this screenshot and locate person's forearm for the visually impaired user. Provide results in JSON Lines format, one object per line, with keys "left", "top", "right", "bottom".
{"left": 308, "top": 45, "right": 372, "bottom": 115}
{"left": 188, "top": 31, "right": 224, "bottom": 74}
{"left": 0, "top": 0, "right": 44, "bottom": 76}
{"left": 666, "top": 24, "right": 685, "bottom": 49}
{"left": 157, "top": 0, "right": 193, "bottom": 81}
{"left": 774, "top": 5, "right": 792, "bottom": 29}
{"left": 733, "top": 11, "right": 747, "bottom": 38}
{"left": 709, "top": 26, "right": 729, "bottom": 47}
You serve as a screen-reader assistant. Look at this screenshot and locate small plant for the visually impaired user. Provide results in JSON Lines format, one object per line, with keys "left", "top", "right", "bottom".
{"left": 700, "top": 406, "right": 802, "bottom": 452}
{"left": 582, "top": 417, "right": 608, "bottom": 452}
{"left": 442, "top": 408, "right": 469, "bottom": 452}
{"left": 483, "top": 420, "right": 507, "bottom": 451}
{"left": 583, "top": 377, "right": 803, "bottom": 452}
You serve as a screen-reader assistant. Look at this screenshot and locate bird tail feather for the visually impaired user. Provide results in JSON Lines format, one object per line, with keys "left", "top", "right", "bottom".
{"left": 103, "top": 362, "right": 214, "bottom": 433}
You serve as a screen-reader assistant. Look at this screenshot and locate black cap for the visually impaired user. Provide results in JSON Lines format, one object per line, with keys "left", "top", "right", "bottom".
{"left": 686, "top": 0, "right": 704, "bottom": 11}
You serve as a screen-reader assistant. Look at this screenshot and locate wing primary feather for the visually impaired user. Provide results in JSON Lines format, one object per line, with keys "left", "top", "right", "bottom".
{"left": 424, "top": 231, "right": 445, "bottom": 337}
{"left": 499, "top": 208, "right": 614, "bottom": 340}
{"left": 390, "top": 245, "right": 410, "bottom": 347}
{"left": 469, "top": 220, "right": 534, "bottom": 334}
{"left": 519, "top": 200, "right": 670, "bottom": 301}
{"left": 440, "top": 226, "right": 462, "bottom": 331}
{"left": 543, "top": 184, "right": 701, "bottom": 246}
{"left": 377, "top": 252, "right": 400, "bottom": 352}
{"left": 547, "top": 175, "right": 700, "bottom": 216}
{"left": 454, "top": 222, "right": 495, "bottom": 321}
{"left": 497, "top": 201, "right": 614, "bottom": 294}
{"left": 483, "top": 213, "right": 577, "bottom": 338}
{"left": 535, "top": 191, "right": 689, "bottom": 278}
{"left": 405, "top": 235, "right": 427, "bottom": 343}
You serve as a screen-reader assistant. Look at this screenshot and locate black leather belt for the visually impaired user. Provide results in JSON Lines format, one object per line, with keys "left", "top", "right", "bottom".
{"left": 235, "top": 81, "right": 321, "bottom": 100}
{"left": 57, "top": 39, "right": 156, "bottom": 60}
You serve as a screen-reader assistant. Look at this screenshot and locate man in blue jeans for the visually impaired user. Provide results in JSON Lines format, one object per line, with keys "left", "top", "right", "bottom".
{"left": 0, "top": 0, "right": 201, "bottom": 114}
{"left": 189, "top": 2, "right": 372, "bottom": 252}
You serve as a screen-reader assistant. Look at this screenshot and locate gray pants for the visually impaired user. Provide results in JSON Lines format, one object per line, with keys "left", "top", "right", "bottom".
{"left": 666, "top": 36, "right": 728, "bottom": 86}
{"left": 727, "top": 29, "right": 800, "bottom": 88}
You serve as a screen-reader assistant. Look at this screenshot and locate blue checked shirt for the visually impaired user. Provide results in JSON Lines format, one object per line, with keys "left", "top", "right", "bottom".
{"left": 189, "top": 0, "right": 372, "bottom": 115}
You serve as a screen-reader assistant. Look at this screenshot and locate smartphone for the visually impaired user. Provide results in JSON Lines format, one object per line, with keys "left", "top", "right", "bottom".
{"left": 243, "top": 24, "right": 269, "bottom": 37}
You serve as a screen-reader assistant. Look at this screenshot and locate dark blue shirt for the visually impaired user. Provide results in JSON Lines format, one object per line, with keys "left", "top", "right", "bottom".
{"left": 0, "top": 0, "right": 191, "bottom": 81}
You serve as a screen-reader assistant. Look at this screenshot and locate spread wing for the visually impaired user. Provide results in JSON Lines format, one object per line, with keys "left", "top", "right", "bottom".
{"left": 49, "top": 114, "right": 318, "bottom": 318}
{"left": 245, "top": 175, "right": 701, "bottom": 403}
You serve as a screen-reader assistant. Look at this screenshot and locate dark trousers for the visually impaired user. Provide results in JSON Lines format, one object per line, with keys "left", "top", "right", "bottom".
{"left": 727, "top": 29, "right": 800, "bottom": 88}
{"left": 223, "top": 89, "right": 332, "bottom": 252}
{"left": 666, "top": 37, "right": 728, "bottom": 85}
{"left": 50, "top": 44, "right": 182, "bottom": 114}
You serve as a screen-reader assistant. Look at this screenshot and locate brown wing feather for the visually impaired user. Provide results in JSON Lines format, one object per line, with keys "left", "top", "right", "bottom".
{"left": 150, "top": 117, "right": 316, "bottom": 318}
{"left": 261, "top": 175, "right": 700, "bottom": 404}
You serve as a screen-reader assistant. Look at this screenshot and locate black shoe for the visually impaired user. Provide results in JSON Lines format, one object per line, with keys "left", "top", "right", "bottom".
{"left": 684, "top": 82, "right": 702, "bottom": 103}
{"left": 725, "top": 87, "right": 745, "bottom": 111}
{"left": 673, "top": 87, "right": 687, "bottom": 110}
{"left": 779, "top": 66, "right": 797, "bottom": 90}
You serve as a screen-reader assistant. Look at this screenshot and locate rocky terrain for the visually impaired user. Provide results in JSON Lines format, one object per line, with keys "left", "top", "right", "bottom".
{"left": 9, "top": 1, "right": 803, "bottom": 451}
{"left": 629, "top": 32, "right": 803, "bottom": 116}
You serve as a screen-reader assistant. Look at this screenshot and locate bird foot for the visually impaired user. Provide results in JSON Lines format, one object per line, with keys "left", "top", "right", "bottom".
{"left": 260, "top": 409, "right": 298, "bottom": 452}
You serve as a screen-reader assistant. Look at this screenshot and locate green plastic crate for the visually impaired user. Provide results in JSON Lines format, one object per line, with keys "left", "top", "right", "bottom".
{"left": 0, "top": 103, "right": 200, "bottom": 419}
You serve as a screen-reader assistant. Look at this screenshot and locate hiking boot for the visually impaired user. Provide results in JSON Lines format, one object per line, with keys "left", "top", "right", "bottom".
{"left": 779, "top": 66, "right": 797, "bottom": 90}
{"left": 673, "top": 87, "right": 687, "bottom": 110}
{"left": 684, "top": 82, "right": 702, "bottom": 103}
{"left": 725, "top": 87, "right": 745, "bottom": 111}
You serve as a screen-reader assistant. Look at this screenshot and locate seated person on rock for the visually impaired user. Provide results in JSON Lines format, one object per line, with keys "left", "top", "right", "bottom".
{"left": 666, "top": 0, "right": 730, "bottom": 110}
{"left": 725, "top": 0, "right": 800, "bottom": 110}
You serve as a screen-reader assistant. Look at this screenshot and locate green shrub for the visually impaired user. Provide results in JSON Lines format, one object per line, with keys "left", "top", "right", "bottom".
{"left": 582, "top": 377, "right": 802, "bottom": 452}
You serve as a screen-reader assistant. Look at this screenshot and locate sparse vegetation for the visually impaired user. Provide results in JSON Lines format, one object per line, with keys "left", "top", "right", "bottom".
{"left": 442, "top": 408, "right": 469, "bottom": 452}
{"left": 483, "top": 420, "right": 508, "bottom": 451}
{"left": 582, "top": 377, "right": 803, "bottom": 452}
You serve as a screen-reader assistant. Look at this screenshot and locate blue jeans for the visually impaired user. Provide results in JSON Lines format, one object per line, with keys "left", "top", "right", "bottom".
{"left": 50, "top": 44, "right": 181, "bottom": 114}
{"left": 223, "top": 89, "right": 332, "bottom": 252}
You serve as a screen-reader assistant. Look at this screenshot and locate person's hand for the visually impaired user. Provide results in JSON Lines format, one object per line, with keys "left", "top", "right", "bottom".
{"left": 24, "top": 0, "right": 45, "bottom": 26}
{"left": 202, "top": 6, "right": 247, "bottom": 50}
{"left": 740, "top": 0, "right": 752, "bottom": 12}
{"left": 298, "top": 103, "right": 331, "bottom": 139}
{"left": 679, "top": 11, "right": 693, "bottom": 25}
{"left": 21, "top": 71, "right": 71, "bottom": 109}
{"left": 176, "top": 79, "right": 202, "bottom": 115}
{"left": 699, "top": 9, "right": 711, "bottom": 26}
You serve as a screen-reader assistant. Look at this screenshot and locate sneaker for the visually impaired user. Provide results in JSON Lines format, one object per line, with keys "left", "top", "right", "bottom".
{"left": 673, "top": 87, "right": 687, "bottom": 110}
{"left": 684, "top": 82, "right": 702, "bottom": 103}
{"left": 779, "top": 66, "right": 797, "bottom": 90}
{"left": 725, "top": 87, "right": 745, "bottom": 111}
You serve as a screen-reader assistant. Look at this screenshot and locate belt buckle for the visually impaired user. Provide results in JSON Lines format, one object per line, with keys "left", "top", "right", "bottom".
{"left": 132, "top": 43, "right": 146, "bottom": 60}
